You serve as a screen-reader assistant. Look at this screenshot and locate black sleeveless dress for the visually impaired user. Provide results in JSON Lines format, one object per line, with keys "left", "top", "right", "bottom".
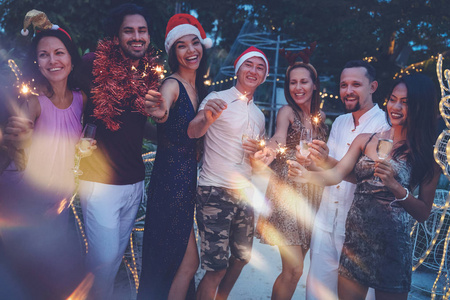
{"left": 138, "top": 78, "right": 197, "bottom": 299}
{"left": 339, "top": 133, "right": 413, "bottom": 293}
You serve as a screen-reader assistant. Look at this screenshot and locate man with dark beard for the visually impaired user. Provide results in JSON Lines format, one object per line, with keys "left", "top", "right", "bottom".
{"left": 305, "top": 60, "right": 389, "bottom": 300}
{"left": 77, "top": 3, "right": 158, "bottom": 299}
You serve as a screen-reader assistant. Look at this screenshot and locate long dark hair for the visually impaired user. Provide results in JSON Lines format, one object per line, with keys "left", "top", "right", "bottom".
{"left": 168, "top": 43, "right": 208, "bottom": 101}
{"left": 24, "top": 29, "right": 81, "bottom": 96}
{"left": 387, "top": 74, "right": 438, "bottom": 188}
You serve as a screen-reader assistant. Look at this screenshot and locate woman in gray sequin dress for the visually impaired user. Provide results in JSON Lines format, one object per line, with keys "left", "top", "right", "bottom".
{"left": 288, "top": 74, "right": 440, "bottom": 299}
{"left": 256, "top": 61, "right": 327, "bottom": 299}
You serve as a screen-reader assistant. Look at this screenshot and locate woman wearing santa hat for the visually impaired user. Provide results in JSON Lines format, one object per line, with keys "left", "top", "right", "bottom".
{"left": 139, "top": 14, "right": 212, "bottom": 299}
{"left": 0, "top": 10, "right": 87, "bottom": 299}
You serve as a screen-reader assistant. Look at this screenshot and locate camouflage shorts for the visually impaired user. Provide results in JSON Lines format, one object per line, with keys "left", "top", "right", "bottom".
{"left": 196, "top": 186, "right": 255, "bottom": 271}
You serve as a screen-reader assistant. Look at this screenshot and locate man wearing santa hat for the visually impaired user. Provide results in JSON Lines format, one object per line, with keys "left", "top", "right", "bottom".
{"left": 188, "top": 46, "right": 269, "bottom": 299}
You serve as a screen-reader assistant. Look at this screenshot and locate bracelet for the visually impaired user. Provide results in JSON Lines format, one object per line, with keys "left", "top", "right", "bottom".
{"left": 151, "top": 110, "right": 168, "bottom": 121}
{"left": 394, "top": 186, "right": 410, "bottom": 202}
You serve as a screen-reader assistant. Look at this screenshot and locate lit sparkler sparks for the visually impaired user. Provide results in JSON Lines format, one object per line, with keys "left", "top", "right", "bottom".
{"left": 8, "top": 59, "right": 38, "bottom": 98}
{"left": 312, "top": 115, "right": 320, "bottom": 125}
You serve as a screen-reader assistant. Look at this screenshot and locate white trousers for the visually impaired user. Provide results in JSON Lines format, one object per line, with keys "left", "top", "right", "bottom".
{"left": 79, "top": 180, "right": 143, "bottom": 300}
{"left": 306, "top": 226, "right": 375, "bottom": 300}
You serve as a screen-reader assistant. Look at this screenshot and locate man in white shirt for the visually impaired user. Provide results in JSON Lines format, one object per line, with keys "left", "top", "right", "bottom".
{"left": 188, "top": 46, "right": 268, "bottom": 300}
{"left": 305, "top": 60, "right": 389, "bottom": 300}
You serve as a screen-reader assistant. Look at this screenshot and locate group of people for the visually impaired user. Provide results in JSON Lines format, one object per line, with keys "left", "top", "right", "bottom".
{"left": 0, "top": 2, "right": 441, "bottom": 300}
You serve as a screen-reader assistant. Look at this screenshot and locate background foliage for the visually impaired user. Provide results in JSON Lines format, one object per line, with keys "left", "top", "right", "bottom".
{"left": 1, "top": 0, "right": 450, "bottom": 105}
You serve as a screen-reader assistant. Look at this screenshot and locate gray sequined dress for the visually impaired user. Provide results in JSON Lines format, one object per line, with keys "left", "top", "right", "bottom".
{"left": 257, "top": 112, "right": 327, "bottom": 249}
{"left": 339, "top": 151, "right": 413, "bottom": 293}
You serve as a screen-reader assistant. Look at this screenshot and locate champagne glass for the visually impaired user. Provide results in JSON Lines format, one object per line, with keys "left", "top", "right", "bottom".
{"left": 78, "top": 124, "right": 97, "bottom": 155}
{"left": 238, "top": 122, "right": 255, "bottom": 165}
{"left": 368, "top": 129, "right": 394, "bottom": 186}
{"left": 73, "top": 124, "right": 97, "bottom": 176}
{"left": 299, "top": 128, "right": 312, "bottom": 158}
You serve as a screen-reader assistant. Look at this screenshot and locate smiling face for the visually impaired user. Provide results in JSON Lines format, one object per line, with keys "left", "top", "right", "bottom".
{"left": 340, "top": 66, "right": 377, "bottom": 113}
{"left": 36, "top": 36, "right": 72, "bottom": 85}
{"left": 174, "top": 34, "right": 203, "bottom": 71}
{"left": 235, "top": 56, "right": 267, "bottom": 94}
{"left": 288, "top": 67, "right": 316, "bottom": 110}
{"left": 387, "top": 82, "right": 408, "bottom": 127}
{"left": 115, "top": 14, "right": 150, "bottom": 63}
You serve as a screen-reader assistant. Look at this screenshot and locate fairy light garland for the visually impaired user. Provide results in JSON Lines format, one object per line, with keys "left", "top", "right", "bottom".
{"left": 426, "top": 53, "right": 450, "bottom": 297}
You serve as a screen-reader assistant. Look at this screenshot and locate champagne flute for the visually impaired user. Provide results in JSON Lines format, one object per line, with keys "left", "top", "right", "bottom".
{"left": 73, "top": 124, "right": 97, "bottom": 176}
{"left": 78, "top": 124, "right": 97, "bottom": 155}
{"left": 299, "top": 128, "right": 312, "bottom": 158}
{"left": 238, "top": 122, "right": 255, "bottom": 165}
{"left": 368, "top": 129, "right": 394, "bottom": 186}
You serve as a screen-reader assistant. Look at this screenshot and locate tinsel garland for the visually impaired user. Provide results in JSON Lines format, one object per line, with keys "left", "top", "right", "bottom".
{"left": 91, "top": 39, "right": 159, "bottom": 131}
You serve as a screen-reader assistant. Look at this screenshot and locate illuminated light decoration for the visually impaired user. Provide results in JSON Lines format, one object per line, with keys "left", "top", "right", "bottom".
{"left": 420, "top": 53, "right": 450, "bottom": 297}
{"left": 393, "top": 56, "right": 437, "bottom": 79}
{"left": 363, "top": 56, "right": 377, "bottom": 63}
{"left": 70, "top": 201, "right": 89, "bottom": 254}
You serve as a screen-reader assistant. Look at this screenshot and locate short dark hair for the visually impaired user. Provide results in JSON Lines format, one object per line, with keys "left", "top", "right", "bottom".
{"left": 343, "top": 60, "right": 376, "bottom": 82}
{"left": 24, "top": 29, "right": 81, "bottom": 95}
{"left": 103, "top": 3, "right": 151, "bottom": 38}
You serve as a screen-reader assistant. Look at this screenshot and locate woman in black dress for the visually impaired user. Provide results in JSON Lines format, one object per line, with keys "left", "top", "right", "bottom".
{"left": 139, "top": 14, "right": 211, "bottom": 299}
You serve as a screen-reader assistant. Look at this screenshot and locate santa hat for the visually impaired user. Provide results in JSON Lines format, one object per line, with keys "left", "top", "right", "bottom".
{"left": 234, "top": 46, "right": 269, "bottom": 80}
{"left": 20, "top": 9, "right": 72, "bottom": 40}
{"left": 164, "top": 14, "right": 213, "bottom": 53}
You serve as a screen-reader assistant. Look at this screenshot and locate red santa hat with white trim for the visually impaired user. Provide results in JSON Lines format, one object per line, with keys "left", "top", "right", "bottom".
{"left": 234, "top": 46, "right": 269, "bottom": 82}
{"left": 164, "top": 13, "right": 213, "bottom": 54}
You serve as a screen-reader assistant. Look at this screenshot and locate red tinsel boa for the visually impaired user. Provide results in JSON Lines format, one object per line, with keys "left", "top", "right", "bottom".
{"left": 91, "top": 39, "right": 159, "bottom": 131}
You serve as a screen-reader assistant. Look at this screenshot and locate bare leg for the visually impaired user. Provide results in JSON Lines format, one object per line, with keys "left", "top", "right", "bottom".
{"left": 338, "top": 275, "right": 368, "bottom": 300}
{"left": 215, "top": 255, "right": 249, "bottom": 300}
{"left": 374, "top": 289, "right": 407, "bottom": 300}
{"left": 196, "top": 269, "right": 227, "bottom": 300}
{"left": 272, "top": 245, "right": 306, "bottom": 300}
{"left": 168, "top": 228, "right": 199, "bottom": 300}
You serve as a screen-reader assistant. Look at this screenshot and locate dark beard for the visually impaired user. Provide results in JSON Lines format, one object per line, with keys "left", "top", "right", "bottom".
{"left": 345, "top": 101, "right": 360, "bottom": 113}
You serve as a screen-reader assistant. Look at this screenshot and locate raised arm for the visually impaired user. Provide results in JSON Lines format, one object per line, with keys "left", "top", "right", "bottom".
{"left": 187, "top": 98, "right": 227, "bottom": 139}
{"left": 144, "top": 79, "right": 179, "bottom": 123}
{"left": 288, "top": 133, "right": 369, "bottom": 186}
{"left": 4, "top": 95, "right": 40, "bottom": 150}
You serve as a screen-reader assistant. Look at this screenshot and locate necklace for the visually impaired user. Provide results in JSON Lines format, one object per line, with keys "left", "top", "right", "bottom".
{"left": 177, "top": 76, "right": 198, "bottom": 105}
{"left": 178, "top": 76, "right": 197, "bottom": 93}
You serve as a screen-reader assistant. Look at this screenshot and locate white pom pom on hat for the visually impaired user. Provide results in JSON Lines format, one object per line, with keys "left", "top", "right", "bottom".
{"left": 164, "top": 13, "right": 213, "bottom": 53}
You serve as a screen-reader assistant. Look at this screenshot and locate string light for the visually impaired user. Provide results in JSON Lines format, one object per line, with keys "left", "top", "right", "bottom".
{"left": 426, "top": 53, "right": 450, "bottom": 297}
{"left": 393, "top": 56, "right": 436, "bottom": 79}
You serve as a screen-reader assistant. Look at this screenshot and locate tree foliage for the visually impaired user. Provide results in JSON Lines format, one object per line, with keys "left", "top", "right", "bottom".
{"left": 1, "top": 0, "right": 450, "bottom": 102}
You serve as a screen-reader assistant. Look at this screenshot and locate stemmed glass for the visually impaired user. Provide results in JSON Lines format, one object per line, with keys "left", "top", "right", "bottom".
{"left": 299, "top": 128, "right": 312, "bottom": 158}
{"left": 73, "top": 124, "right": 97, "bottom": 176}
{"left": 368, "top": 129, "right": 394, "bottom": 186}
{"left": 238, "top": 122, "right": 255, "bottom": 165}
